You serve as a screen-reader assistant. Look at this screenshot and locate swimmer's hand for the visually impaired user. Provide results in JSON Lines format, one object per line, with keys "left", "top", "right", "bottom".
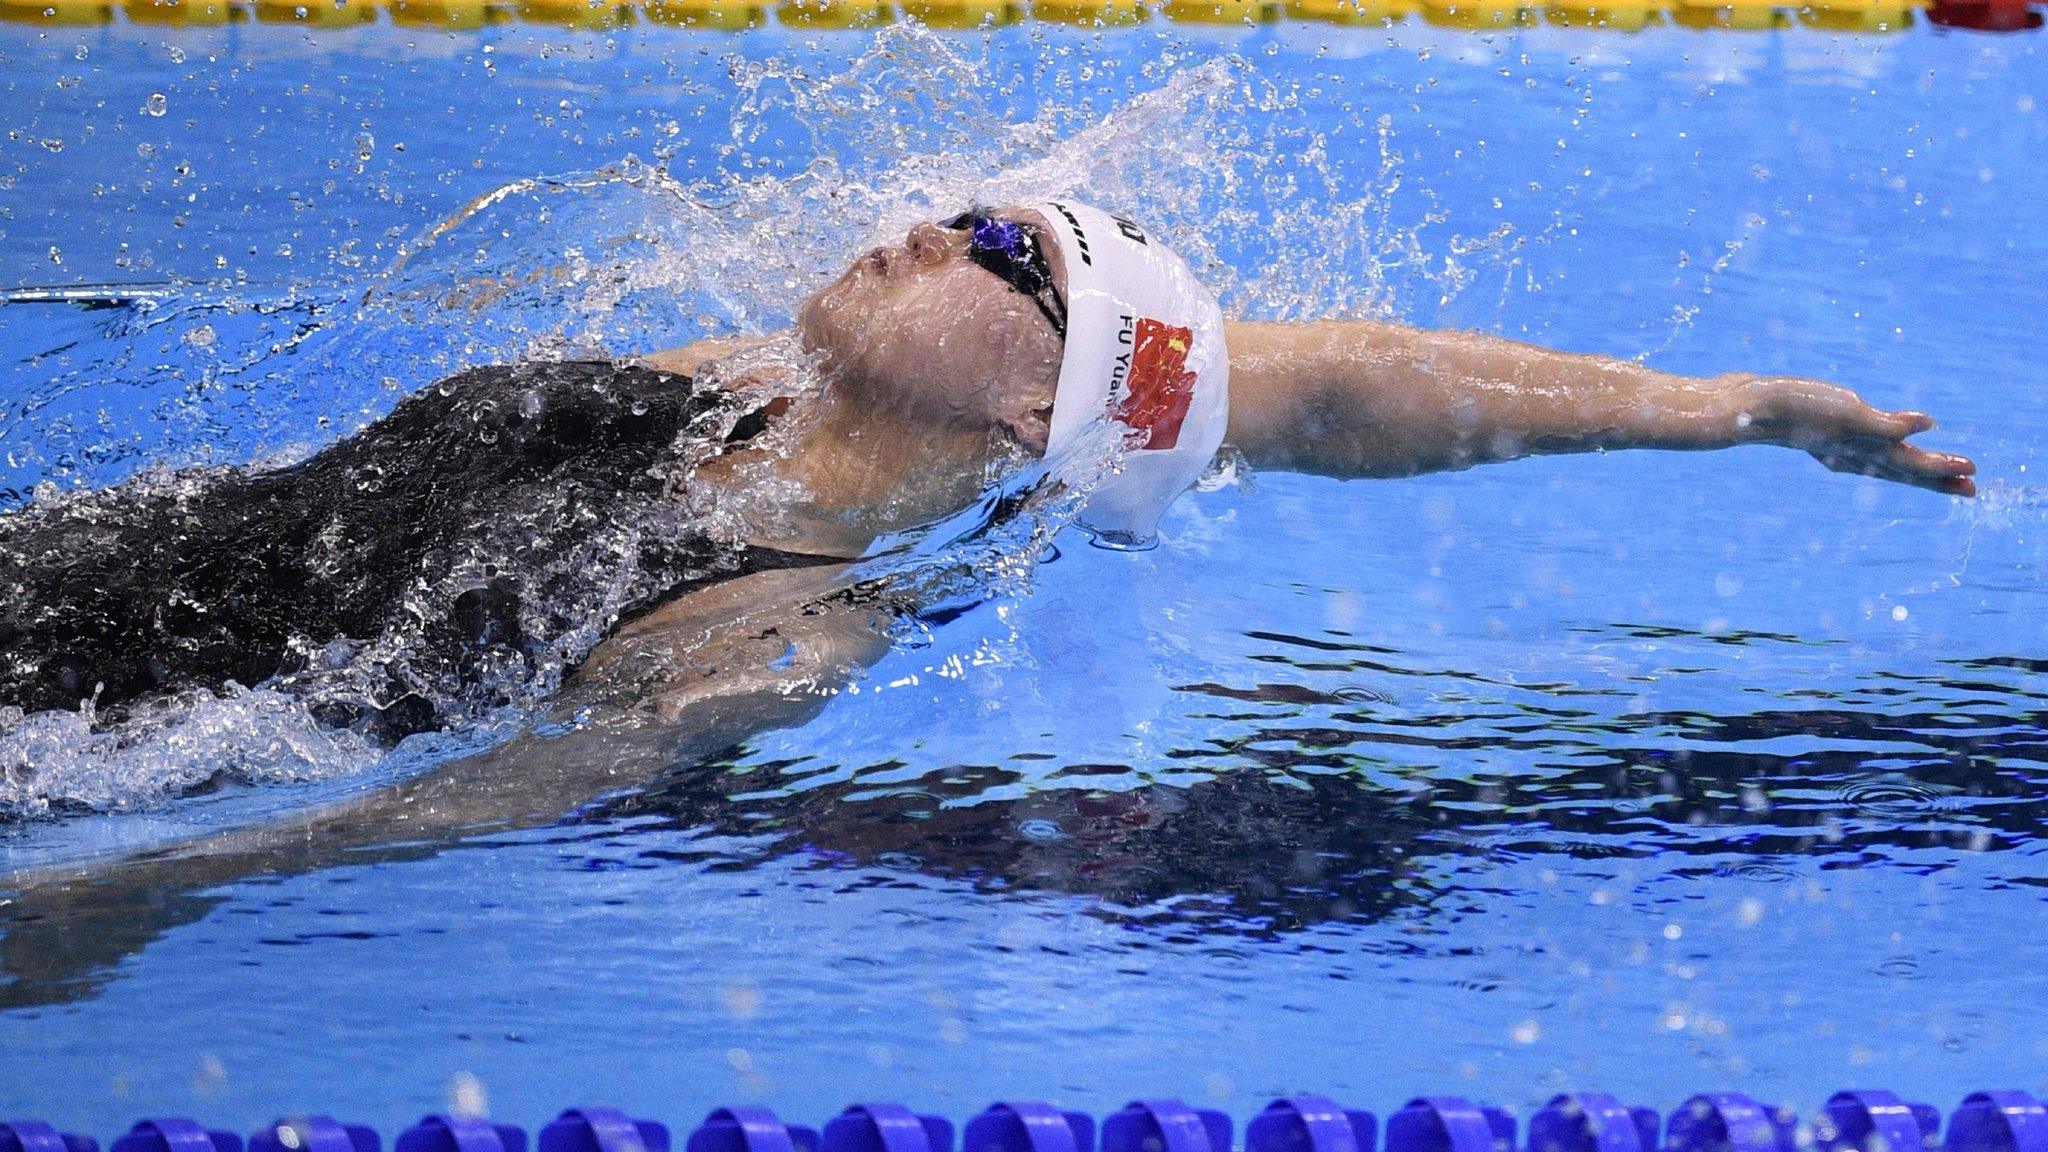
{"left": 1733, "top": 375, "right": 1978, "bottom": 498}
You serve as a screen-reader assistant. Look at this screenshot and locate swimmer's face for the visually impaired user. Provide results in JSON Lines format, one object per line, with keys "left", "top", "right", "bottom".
{"left": 797, "top": 206, "right": 1066, "bottom": 454}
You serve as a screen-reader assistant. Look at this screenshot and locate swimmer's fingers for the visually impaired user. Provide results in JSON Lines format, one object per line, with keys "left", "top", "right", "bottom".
{"left": 1807, "top": 438, "right": 1978, "bottom": 498}
{"left": 1749, "top": 377, "right": 1975, "bottom": 497}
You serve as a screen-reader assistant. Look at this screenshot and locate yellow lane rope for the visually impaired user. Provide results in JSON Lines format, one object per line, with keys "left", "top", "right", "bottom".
{"left": 0, "top": 0, "right": 1989, "bottom": 34}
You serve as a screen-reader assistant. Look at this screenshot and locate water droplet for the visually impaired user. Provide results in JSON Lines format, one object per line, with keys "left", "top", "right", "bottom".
{"left": 143, "top": 93, "right": 167, "bottom": 118}
{"left": 719, "top": 983, "right": 762, "bottom": 1019}
{"left": 446, "top": 1071, "right": 487, "bottom": 1118}
{"left": 191, "top": 1053, "right": 227, "bottom": 1097}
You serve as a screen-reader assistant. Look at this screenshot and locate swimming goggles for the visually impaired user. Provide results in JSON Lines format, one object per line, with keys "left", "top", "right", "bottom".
{"left": 941, "top": 210, "right": 1068, "bottom": 339}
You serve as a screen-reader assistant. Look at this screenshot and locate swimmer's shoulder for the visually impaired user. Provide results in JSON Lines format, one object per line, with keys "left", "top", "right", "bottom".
{"left": 402, "top": 359, "right": 698, "bottom": 428}
{"left": 323, "top": 359, "right": 706, "bottom": 481}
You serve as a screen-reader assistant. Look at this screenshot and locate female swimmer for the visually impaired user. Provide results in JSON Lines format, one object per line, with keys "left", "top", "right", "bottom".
{"left": 0, "top": 202, "right": 1978, "bottom": 1003}
{"left": 0, "top": 201, "right": 1974, "bottom": 742}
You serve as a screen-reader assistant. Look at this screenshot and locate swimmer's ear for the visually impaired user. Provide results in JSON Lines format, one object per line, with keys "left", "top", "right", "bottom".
{"left": 1004, "top": 399, "right": 1054, "bottom": 455}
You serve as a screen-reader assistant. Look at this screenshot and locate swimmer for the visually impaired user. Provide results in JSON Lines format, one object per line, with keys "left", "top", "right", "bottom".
{"left": 0, "top": 203, "right": 1976, "bottom": 1001}
{"left": 0, "top": 201, "right": 1977, "bottom": 736}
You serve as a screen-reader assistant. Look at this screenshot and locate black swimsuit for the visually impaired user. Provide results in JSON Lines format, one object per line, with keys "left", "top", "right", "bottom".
{"left": 0, "top": 361, "right": 831, "bottom": 739}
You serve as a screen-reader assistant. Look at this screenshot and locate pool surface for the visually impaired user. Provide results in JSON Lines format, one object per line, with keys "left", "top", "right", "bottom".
{"left": 2, "top": 15, "right": 2046, "bottom": 1135}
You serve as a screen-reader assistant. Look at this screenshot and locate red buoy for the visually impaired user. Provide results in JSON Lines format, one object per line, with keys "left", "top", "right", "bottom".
{"left": 1925, "top": 0, "right": 2042, "bottom": 29}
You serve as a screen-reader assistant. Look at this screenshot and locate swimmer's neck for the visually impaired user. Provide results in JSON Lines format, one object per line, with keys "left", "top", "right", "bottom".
{"left": 696, "top": 383, "right": 1014, "bottom": 560}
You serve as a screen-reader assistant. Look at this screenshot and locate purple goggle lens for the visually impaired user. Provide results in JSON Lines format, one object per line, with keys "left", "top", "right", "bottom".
{"left": 941, "top": 210, "right": 1067, "bottom": 338}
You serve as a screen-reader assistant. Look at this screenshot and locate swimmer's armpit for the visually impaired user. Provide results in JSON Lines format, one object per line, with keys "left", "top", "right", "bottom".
{"left": 1222, "top": 320, "right": 1976, "bottom": 497}
{"left": 575, "top": 562, "right": 891, "bottom": 723}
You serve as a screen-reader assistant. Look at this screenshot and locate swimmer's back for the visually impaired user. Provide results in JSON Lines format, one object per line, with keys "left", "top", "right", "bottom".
{"left": 0, "top": 360, "right": 819, "bottom": 735}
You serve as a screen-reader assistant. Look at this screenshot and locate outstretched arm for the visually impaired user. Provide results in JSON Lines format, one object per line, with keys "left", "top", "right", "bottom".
{"left": 1223, "top": 320, "right": 1976, "bottom": 496}
{"left": 0, "top": 562, "right": 895, "bottom": 1008}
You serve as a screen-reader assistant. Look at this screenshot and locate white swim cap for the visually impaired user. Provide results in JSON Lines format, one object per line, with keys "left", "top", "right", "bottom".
{"left": 1021, "top": 200, "right": 1230, "bottom": 547}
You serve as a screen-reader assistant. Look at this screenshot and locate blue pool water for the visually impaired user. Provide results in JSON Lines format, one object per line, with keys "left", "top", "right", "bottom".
{"left": 2, "top": 14, "right": 2047, "bottom": 1137}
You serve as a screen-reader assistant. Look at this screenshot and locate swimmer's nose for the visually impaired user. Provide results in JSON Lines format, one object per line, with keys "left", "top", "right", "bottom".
{"left": 906, "top": 221, "right": 952, "bottom": 265}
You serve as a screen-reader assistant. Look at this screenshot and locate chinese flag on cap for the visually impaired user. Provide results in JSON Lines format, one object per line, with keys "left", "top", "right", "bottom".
{"left": 1116, "top": 318, "right": 1197, "bottom": 450}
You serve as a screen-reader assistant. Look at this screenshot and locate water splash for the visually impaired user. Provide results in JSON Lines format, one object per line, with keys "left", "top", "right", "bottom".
{"left": 0, "top": 687, "right": 382, "bottom": 816}
{"left": 0, "top": 34, "right": 1500, "bottom": 820}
